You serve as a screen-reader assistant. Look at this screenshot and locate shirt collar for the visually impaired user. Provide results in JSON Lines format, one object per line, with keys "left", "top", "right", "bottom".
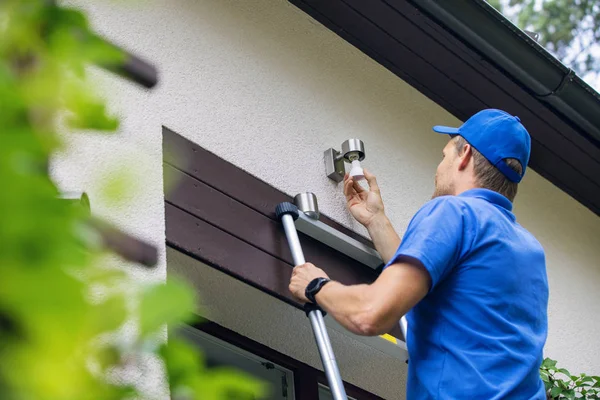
{"left": 458, "top": 188, "right": 513, "bottom": 211}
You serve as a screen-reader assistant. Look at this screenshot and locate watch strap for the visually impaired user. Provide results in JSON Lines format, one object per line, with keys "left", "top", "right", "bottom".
{"left": 305, "top": 277, "right": 331, "bottom": 304}
{"left": 304, "top": 302, "right": 326, "bottom": 317}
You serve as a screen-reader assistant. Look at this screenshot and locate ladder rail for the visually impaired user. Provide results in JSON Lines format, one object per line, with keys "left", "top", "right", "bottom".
{"left": 277, "top": 203, "right": 348, "bottom": 400}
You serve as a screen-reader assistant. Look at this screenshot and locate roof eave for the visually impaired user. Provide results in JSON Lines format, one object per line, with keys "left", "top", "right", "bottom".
{"left": 410, "top": 0, "right": 600, "bottom": 146}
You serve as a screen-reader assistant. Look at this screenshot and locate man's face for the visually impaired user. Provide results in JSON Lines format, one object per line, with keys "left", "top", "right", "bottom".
{"left": 432, "top": 139, "right": 458, "bottom": 199}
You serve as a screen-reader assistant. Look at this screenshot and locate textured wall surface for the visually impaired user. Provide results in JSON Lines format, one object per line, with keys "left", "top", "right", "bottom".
{"left": 53, "top": 0, "right": 600, "bottom": 398}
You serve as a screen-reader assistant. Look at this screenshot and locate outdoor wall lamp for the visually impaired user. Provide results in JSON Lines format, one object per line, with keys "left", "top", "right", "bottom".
{"left": 324, "top": 139, "right": 366, "bottom": 182}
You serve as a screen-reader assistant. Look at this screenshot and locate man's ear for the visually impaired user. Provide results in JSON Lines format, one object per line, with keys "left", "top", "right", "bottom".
{"left": 457, "top": 143, "right": 472, "bottom": 171}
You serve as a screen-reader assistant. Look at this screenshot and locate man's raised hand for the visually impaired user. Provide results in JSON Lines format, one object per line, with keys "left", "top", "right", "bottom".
{"left": 343, "top": 169, "right": 385, "bottom": 229}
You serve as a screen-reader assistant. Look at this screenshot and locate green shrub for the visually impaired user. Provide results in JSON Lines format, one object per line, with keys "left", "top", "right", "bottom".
{"left": 541, "top": 358, "right": 600, "bottom": 399}
{"left": 0, "top": 1, "right": 265, "bottom": 399}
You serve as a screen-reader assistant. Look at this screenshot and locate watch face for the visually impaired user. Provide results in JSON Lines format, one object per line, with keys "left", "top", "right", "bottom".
{"left": 307, "top": 278, "right": 320, "bottom": 292}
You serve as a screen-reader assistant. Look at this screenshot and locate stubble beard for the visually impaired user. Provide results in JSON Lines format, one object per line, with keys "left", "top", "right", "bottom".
{"left": 432, "top": 176, "right": 454, "bottom": 199}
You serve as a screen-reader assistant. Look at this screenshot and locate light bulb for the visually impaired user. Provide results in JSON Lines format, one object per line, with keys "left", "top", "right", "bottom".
{"left": 349, "top": 160, "right": 365, "bottom": 181}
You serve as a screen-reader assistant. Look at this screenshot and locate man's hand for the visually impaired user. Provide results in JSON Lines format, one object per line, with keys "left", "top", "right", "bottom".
{"left": 344, "top": 169, "right": 400, "bottom": 263}
{"left": 344, "top": 169, "right": 385, "bottom": 229}
{"left": 289, "top": 263, "right": 329, "bottom": 303}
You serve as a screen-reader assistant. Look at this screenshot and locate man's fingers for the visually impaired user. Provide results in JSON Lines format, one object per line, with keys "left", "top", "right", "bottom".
{"left": 292, "top": 264, "right": 305, "bottom": 274}
{"left": 344, "top": 178, "right": 356, "bottom": 199}
{"left": 363, "top": 168, "right": 380, "bottom": 193}
{"left": 352, "top": 179, "right": 365, "bottom": 193}
{"left": 344, "top": 176, "right": 367, "bottom": 199}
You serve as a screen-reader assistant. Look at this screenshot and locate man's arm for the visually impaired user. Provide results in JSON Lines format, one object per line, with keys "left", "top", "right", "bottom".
{"left": 343, "top": 171, "right": 400, "bottom": 263}
{"left": 365, "top": 213, "right": 400, "bottom": 264}
{"left": 289, "top": 258, "right": 431, "bottom": 336}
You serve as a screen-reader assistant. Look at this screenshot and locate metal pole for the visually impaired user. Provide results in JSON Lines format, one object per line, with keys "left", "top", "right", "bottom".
{"left": 281, "top": 214, "right": 306, "bottom": 265}
{"left": 276, "top": 203, "right": 348, "bottom": 400}
{"left": 400, "top": 316, "right": 408, "bottom": 352}
{"left": 307, "top": 306, "right": 348, "bottom": 400}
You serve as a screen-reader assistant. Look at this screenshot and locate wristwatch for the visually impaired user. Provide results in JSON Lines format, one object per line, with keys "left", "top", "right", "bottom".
{"left": 305, "top": 277, "right": 331, "bottom": 305}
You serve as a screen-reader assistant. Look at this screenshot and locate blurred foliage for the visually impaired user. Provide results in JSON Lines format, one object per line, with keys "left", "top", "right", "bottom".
{"left": 0, "top": 1, "right": 265, "bottom": 399}
{"left": 540, "top": 358, "right": 600, "bottom": 399}
{"left": 487, "top": 0, "right": 600, "bottom": 83}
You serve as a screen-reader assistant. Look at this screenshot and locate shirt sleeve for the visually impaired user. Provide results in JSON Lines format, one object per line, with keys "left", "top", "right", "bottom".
{"left": 384, "top": 197, "right": 466, "bottom": 291}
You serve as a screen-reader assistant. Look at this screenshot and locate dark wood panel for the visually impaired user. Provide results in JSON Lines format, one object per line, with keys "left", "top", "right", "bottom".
{"left": 165, "top": 164, "right": 379, "bottom": 286}
{"left": 191, "top": 320, "right": 384, "bottom": 400}
{"left": 164, "top": 164, "right": 292, "bottom": 263}
{"left": 163, "top": 126, "right": 374, "bottom": 247}
{"left": 166, "top": 202, "right": 297, "bottom": 306}
{"left": 163, "top": 127, "right": 287, "bottom": 219}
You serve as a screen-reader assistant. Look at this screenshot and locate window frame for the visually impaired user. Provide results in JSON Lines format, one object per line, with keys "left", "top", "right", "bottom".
{"left": 188, "top": 320, "right": 384, "bottom": 400}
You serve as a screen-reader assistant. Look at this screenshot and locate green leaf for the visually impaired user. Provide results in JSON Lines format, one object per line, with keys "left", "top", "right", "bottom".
{"left": 541, "top": 370, "right": 550, "bottom": 382}
{"left": 551, "top": 386, "right": 563, "bottom": 398}
{"left": 580, "top": 376, "right": 595, "bottom": 385}
{"left": 96, "top": 345, "right": 120, "bottom": 372}
{"left": 91, "top": 294, "right": 127, "bottom": 333}
{"left": 199, "top": 368, "right": 268, "bottom": 400}
{"left": 558, "top": 368, "right": 570, "bottom": 376}
{"left": 543, "top": 358, "right": 558, "bottom": 369}
{"left": 162, "top": 338, "right": 267, "bottom": 400}
{"left": 0, "top": 1, "right": 269, "bottom": 399}
{"left": 139, "top": 278, "right": 197, "bottom": 336}
{"left": 62, "top": 77, "right": 119, "bottom": 131}
{"left": 558, "top": 380, "right": 568, "bottom": 389}
{"left": 161, "top": 337, "right": 204, "bottom": 390}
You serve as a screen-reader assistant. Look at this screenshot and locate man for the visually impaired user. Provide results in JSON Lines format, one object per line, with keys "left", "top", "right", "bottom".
{"left": 289, "top": 109, "right": 549, "bottom": 399}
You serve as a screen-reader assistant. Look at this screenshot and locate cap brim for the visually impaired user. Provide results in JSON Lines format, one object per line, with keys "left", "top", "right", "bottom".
{"left": 433, "top": 125, "right": 460, "bottom": 135}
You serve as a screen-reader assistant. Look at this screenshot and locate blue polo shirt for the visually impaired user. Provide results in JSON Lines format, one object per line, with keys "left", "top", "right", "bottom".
{"left": 386, "top": 189, "right": 548, "bottom": 399}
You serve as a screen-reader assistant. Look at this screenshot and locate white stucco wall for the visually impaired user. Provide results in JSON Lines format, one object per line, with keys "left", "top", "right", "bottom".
{"left": 53, "top": 0, "right": 600, "bottom": 398}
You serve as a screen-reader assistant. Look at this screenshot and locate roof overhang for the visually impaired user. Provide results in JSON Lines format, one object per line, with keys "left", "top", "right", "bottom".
{"left": 289, "top": 0, "right": 600, "bottom": 216}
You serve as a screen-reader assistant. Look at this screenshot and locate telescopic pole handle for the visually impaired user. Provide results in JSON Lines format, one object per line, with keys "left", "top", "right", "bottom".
{"left": 276, "top": 202, "right": 348, "bottom": 400}
{"left": 400, "top": 316, "right": 408, "bottom": 362}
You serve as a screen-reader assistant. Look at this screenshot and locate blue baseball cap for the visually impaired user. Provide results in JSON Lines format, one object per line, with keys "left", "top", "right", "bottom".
{"left": 433, "top": 109, "right": 531, "bottom": 183}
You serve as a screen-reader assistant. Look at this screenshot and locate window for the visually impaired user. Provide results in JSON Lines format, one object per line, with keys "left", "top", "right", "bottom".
{"left": 178, "top": 322, "right": 383, "bottom": 400}
{"left": 178, "top": 325, "right": 294, "bottom": 399}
